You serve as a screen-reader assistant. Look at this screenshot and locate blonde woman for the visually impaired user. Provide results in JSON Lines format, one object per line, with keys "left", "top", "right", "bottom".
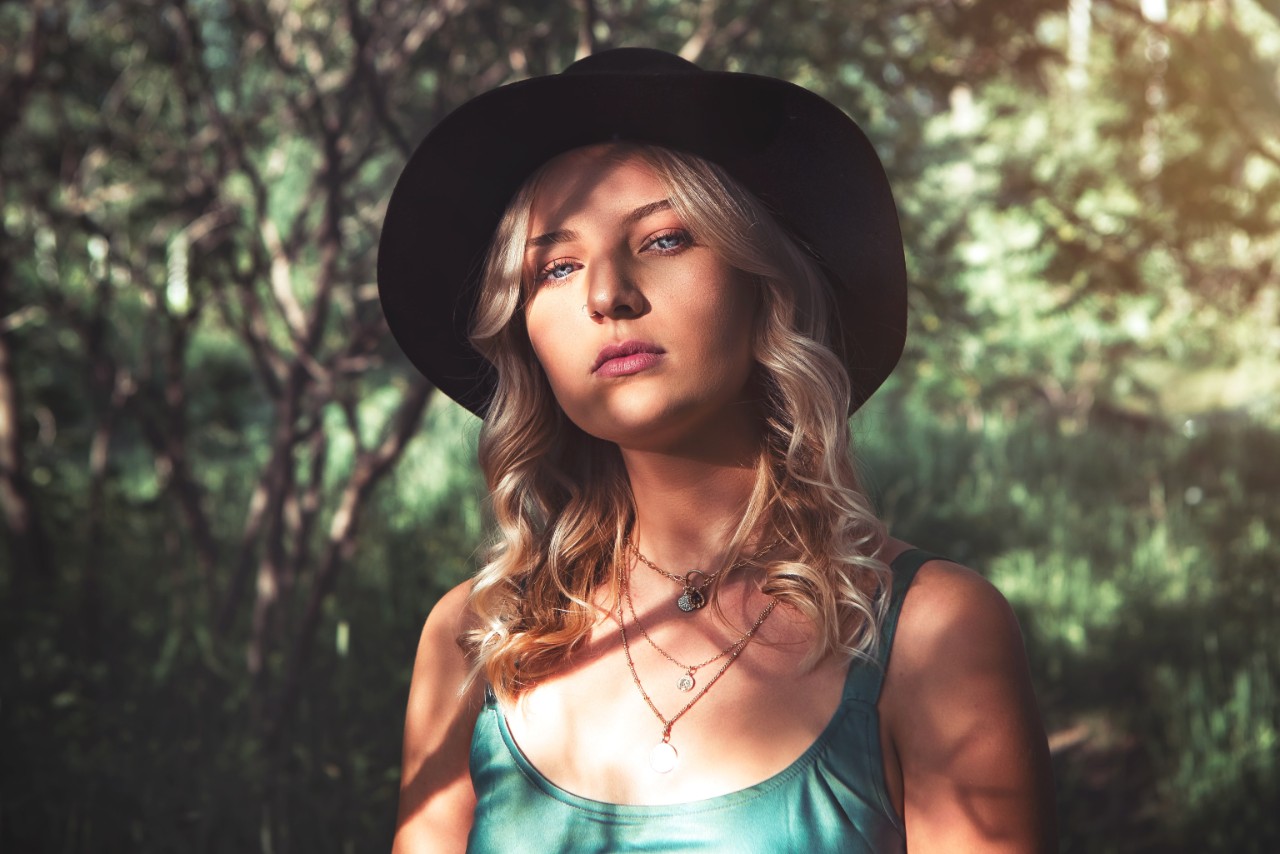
{"left": 379, "top": 49, "right": 1057, "bottom": 853}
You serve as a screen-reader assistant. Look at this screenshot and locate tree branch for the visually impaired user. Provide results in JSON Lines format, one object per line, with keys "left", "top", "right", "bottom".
{"left": 265, "top": 377, "right": 433, "bottom": 744}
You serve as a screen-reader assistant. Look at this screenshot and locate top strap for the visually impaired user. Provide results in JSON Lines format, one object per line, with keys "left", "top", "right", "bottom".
{"left": 843, "top": 548, "right": 944, "bottom": 704}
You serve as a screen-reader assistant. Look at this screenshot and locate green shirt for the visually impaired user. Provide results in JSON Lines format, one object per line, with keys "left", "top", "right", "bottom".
{"left": 466, "top": 549, "right": 932, "bottom": 853}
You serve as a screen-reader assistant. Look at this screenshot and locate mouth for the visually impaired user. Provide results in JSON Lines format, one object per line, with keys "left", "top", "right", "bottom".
{"left": 591, "top": 340, "right": 666, "bottom": 377}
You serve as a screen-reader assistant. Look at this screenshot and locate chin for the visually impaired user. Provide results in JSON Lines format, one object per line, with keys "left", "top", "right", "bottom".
{"left": 580, "top": 395, "right": 752, "bottom": 453}
{"left": 556, "top": 391, "right": 673, "bottom": 442}
{"left": 574, "top": 409, "right": 680, "bottom": 448}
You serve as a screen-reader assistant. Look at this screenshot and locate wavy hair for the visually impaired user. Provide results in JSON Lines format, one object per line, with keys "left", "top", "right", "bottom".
{"left": 465, "top": 144, "right": 889, "bottom": 704}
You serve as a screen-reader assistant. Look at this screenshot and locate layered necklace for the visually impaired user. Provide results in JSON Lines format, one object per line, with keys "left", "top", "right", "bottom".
{"left": 617, "top": 552, "right": 778, "bottom": 774}
{"left": 623, "top": 570, "right": 772, "bottom": 693}
{"left": 626, "top": 536, "right": 782, "bottom": 613}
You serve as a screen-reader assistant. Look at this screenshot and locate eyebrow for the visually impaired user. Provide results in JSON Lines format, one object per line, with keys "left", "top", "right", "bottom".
{"left": 525, "top": 199, "right": 674, "bottom": 249}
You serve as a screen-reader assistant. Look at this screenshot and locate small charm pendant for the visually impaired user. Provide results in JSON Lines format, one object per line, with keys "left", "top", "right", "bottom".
{"left": 677, "top": 587, "right": 705, "bottom": 612}
{"left": 676, "top": 672, "right": 695, "bottom": 692}
{"left": 650, "top": 741, "right": 678, "bottom": 774}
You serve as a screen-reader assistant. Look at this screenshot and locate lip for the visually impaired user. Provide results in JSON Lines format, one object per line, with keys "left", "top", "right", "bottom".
{"left": 591, "top": 340, "right": 666, "bottom": 377}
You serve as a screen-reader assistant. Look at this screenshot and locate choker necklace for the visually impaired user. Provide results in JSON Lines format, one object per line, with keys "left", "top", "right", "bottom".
{"left": 623, "top": 570, "right": 772, "bottom": 693}
{"left": 618, "top": 558, "right": 777, "bottom": 774}
{"left": 626, "top": 536, "right": 783, "bottom": 613}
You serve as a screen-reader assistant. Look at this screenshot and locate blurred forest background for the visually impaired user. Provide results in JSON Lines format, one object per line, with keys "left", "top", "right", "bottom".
{"left": 1, "top": 0, "right": 1278, "bottom": 851}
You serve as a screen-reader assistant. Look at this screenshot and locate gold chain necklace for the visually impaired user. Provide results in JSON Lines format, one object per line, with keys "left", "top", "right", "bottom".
{"left": 626, "top": 536, "right": 783, "bottom": 613}
{"left": 618, "top": 558, "right": 778, "bottom": 774}
{"left": 623, "top": 566, "right": 769, "bottom": 693}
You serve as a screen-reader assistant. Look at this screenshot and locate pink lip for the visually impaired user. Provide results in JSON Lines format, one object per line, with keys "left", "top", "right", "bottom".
{"left": 592, "top": 340, "right": 666, "bottom": 377}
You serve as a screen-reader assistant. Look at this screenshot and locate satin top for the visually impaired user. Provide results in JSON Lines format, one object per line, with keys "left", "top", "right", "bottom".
{"left": 466, "top": 549, "right": 934, "bottom": 853}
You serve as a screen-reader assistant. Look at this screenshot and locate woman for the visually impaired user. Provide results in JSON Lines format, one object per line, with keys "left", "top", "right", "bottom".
{"left": 380, "top": 48, "right": 1056, "bottom": 853}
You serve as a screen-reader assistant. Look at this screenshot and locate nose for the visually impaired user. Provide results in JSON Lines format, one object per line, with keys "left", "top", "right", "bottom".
{"left": 586, "top": 259, "right": 648, "bottom": 321}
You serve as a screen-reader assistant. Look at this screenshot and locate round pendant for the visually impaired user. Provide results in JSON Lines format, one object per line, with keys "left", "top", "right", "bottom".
{"left": 676, "top": 673, "right": 695, "bottom": 692}
{"left": 650, "top": 741, "right": 678, "bottom": 774}
{"left": 677, "top": 588, "right": 705, "bottom": 612}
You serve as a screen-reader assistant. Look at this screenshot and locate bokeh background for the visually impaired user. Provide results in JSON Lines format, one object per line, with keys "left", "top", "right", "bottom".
{"left": 2, "top": 0, "right": 1278, "bottom": 851}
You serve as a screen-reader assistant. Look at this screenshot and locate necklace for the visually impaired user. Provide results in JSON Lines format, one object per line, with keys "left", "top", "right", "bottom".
{"left": 627, "top": 536, "right": 782, "bottom": 613}
{"left": 618, "top": 559, "right": 777, "bottom": 774}
{"left": 623, "top": 571, "right": 770, "bottom": 693}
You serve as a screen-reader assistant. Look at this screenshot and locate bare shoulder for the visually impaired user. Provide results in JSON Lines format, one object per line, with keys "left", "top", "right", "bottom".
{"left": 392, "top": 579, "right": 484, "bottom": 854}
{"left": 891, "top": 557, "right": 1025, "bottom": 674}
{"left": 417, "top": 578, "right": 482, "bottom": 665}
{"left": 405, "top": 579, "right": 482, "bottom": 717}
{"left": 882, "top": 553, "right": 1058, "bottom": 852}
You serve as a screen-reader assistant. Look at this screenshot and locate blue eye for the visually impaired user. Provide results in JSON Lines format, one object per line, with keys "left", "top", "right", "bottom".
{"left": 644, "top": 229, "right": 692, "bottom": 254}
{"left": 538, "top": 259, "right": 579, "bottom": 283}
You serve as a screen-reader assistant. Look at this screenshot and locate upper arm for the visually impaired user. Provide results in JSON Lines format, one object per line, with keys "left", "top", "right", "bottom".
{"left": 392, "top": 581, "right": 484, "bottom": 854}
{"left": 882, "top": 561, "right": 1057, "bottom": 853}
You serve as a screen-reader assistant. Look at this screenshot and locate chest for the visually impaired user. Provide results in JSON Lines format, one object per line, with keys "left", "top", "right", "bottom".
{"left": 501, "top": 612, "right": 857, "bottom": 805}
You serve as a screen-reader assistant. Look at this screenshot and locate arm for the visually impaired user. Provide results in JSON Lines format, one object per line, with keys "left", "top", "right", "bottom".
{"left": 392, "top": 581, "right": 484, "bottom": 854}
{"left": 881, "top": 560, "right": 1057, "bottom": 852}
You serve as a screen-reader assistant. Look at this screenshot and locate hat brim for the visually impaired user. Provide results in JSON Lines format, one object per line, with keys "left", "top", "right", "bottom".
{"left": 378, "top": 54, "right": 906, "bottom": 416}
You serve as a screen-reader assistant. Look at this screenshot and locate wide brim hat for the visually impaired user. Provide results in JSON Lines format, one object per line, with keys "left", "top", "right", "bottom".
{"left": 378, "top": 48, "right": 906, "bottom": 416}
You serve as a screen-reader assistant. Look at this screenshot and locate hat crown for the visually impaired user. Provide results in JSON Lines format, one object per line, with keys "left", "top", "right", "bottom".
{"left": 561, "top": 47, "right": 701, "bottom": 77}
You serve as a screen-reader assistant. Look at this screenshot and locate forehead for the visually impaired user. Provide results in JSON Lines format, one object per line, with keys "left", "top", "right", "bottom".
{"left": 527, "top": 146, "right": 667, "bottom": 230}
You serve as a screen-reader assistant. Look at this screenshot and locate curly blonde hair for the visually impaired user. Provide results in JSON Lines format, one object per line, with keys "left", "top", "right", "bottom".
{"left": 465, "top": 144, "right": 889, "bottom": 704}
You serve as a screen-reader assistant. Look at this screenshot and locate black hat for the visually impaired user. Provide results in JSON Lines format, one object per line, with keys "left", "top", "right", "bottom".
{"left": 377, "top": 48, "right": 906, "bottom": 415}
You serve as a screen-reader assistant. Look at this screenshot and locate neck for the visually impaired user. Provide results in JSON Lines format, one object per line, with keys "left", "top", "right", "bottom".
{"left": 621, "top": 431, "right": 762, "bottom": 574}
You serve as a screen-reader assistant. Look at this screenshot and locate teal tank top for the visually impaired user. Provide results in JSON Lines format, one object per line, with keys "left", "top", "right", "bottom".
{"left": 466, "top": 549, "right": 934, "bottom": 853}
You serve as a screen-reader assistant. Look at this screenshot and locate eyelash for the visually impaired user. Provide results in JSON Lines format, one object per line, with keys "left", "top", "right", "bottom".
{"left": 532, "top": 229, "right": 695, "bottom": 285}
{"left": 535, "top": 259, "right": 580, "bottom": 284}
{"left": 641, "top": 228, "right": 693, "bottom": 254}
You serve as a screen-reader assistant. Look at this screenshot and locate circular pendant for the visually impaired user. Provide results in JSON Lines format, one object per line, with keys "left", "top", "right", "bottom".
{"left": 650, "top": 741, "right": 678, "bottom": 774}
{"left": 676, "top": 673, "right": 695, "bottom": 692}
{"left": 677, "top": 588, "right": 705, "bottom": 612}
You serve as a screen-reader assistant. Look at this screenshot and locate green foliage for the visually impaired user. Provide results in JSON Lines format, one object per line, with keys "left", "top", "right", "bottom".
{"left": 856, "top": 396, "right": 1280, "bottom": 852}
{"left": 1, "top": 431, "right": 478, "bottom": 851}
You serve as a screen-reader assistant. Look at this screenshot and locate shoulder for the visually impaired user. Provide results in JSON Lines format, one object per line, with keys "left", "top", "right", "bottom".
{"left": 393, "top": 580, "right": 484, "bottom": 854}
{"left": 881, "top": 553, "right": 1058, "bottom": 851}
{"left": 416, "top": 578, "right": 481, "bottom": 666}
{"left": 405, "top": 579, "right": 481, "bottom": 712}
{"left": 890, "top": 556, "right": 1024, "bottom": 676}
{"left": 410, "top": 575, "right": 483, "bottom": 720}
{"left": 882, "top": 556, "right": 1033, "bottom": 754}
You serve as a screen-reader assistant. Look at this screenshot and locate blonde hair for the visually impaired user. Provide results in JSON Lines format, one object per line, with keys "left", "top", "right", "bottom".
{"left": 466, "top": 144, "right": 889, "bottom": 703}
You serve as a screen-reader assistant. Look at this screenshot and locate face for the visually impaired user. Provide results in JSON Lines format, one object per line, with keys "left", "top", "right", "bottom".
{"left": 522, "top": 147, "right": 758, "bottom": 452}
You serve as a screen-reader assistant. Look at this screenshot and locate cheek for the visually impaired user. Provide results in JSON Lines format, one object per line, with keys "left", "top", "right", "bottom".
{"left": 524, "top": 308, "right": 578, "bottom": 400}
{"left": 697, "top": 277, "right": 757, "bottom": 358}
{"left": 523, "top": 300, "right": 556, "bottom": 369}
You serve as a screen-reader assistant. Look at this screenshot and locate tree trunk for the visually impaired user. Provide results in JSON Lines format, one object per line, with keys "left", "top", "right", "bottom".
{"left": 0, "top": 247, "right": 53, "bottom": 592}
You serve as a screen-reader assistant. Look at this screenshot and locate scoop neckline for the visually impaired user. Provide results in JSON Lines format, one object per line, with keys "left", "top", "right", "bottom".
{"left": 493, "top": 690, "right": 858, "bottom": 817}
{"left": 486, "top": 546, "right": 925, "bottom": 821}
